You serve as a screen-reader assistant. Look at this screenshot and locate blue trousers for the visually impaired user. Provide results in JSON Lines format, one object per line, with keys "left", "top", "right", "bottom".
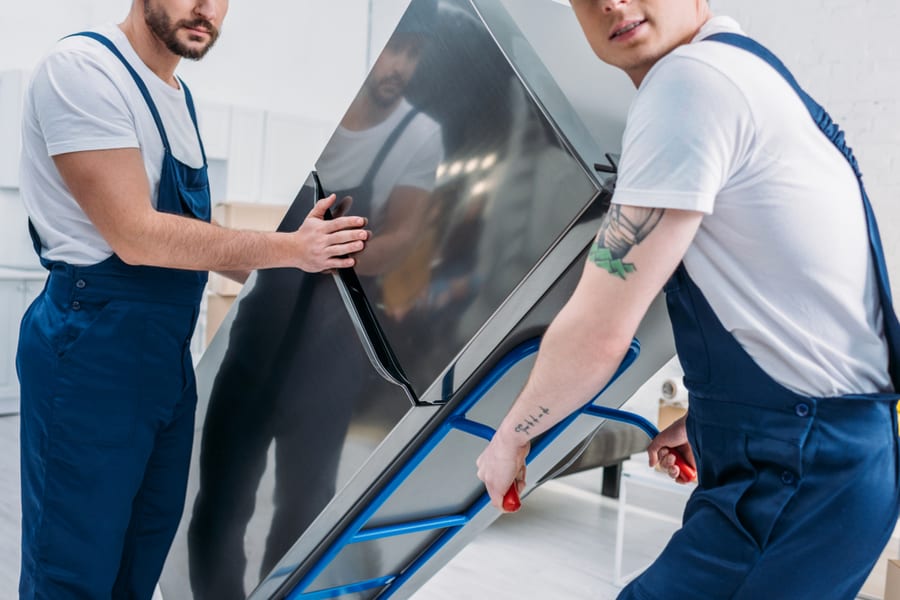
{"left": 619, "top": 393, "right": 900, "bottom": 600}
{"left": 18, "top": 269, "right": 198, "bottom": 599}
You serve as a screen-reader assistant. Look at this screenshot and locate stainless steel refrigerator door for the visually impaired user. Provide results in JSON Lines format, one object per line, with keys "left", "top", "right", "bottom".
{"left": 159, "top": 1, "right": 673, "bottom": 598}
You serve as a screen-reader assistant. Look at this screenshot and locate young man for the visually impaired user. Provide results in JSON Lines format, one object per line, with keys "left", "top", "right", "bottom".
{"left": 477, "top": 0, "right": 900, "bottom": 598}
{"left": 16, "top": 0, "right": 369, "bottom": 597}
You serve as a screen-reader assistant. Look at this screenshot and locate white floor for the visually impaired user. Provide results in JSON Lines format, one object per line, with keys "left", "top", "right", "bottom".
{"left": 414, "top": 465, "right": 685, "bottom": 600}
{"left": 1, "top": 413, "right": 896, "bottom": 600}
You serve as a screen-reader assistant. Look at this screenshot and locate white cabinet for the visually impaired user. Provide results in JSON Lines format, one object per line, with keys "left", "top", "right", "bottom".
{"left": 0, "top": 271, "right": 46, "bottom": 415}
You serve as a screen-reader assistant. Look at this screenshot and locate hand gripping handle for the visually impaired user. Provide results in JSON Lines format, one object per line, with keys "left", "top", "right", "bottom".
{"left": 670, "top": 449, "right": 697, "bottom": 482}
{"left": 502, "top": 484, "right": 522, "bottom": 512}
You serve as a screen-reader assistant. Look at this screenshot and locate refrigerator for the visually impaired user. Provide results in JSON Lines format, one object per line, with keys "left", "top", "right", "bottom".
{"left": 160, "top": 0, "right": 676, "bottom": 598}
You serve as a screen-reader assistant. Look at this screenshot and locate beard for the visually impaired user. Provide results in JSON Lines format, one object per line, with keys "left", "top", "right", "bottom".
{"left": 365, "top": 75, "right": 408, "bottom": 108}
{"left": 144, "top": 1, "right": 219, "bottom": 60}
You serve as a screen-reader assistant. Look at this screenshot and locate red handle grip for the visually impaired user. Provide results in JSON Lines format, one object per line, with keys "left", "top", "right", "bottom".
{"left": 502, "top": 484, "right": 521, "bottom": 512}
{"left": 670, "top": 449, "right": 697, "bottom": 483}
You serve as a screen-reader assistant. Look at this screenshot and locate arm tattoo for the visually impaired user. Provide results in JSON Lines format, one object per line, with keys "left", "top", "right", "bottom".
{"left": 513, "top": 406, "right": 551, "bottom": 437}
{"left": 589, "top": 205, "right": 665, "bottom": 279}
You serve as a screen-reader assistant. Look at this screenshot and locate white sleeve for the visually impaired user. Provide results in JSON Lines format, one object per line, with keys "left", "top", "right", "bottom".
{"left": 32, "top": 47, "right": 139, "bottom": 157}
{"left": 395, "top": 118, "right": 444, "bottom": 193}
{"left": 613, "top": 55, "right": 753, "bottom": 214}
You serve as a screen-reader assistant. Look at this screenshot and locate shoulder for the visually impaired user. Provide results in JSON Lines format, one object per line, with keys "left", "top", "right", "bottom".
{"left": 409, "top": 110, "right": 442, "bottom": 142}
{"left": 642, "top": 44, "right": 749, "bottom": 109}
{"left": 26, "top": 27, "right": 142, "bottom": 154}
{"left": 615, "top": 42, "right": 760, "bottom": 213}
{"left": 394, "top": 100, "right": 440, "bottom": 135}
{"left": 32, "top": 27, "right": 129, "bottom": 97}
{"left": 45, "top": 26, "right": 122, "bottom": 69}
{"left": 400, "top": 105, "right": 444, "bottom": 154}
{"left": 626, "top": 42, "right": 758, "bottom": 149}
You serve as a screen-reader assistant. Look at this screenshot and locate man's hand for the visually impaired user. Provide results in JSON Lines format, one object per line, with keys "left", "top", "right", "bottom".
{"left": 647, "top": 414, "right": 696, "bottom": 484}
{"left": 293, "top": 194, "right": 370, "bottom": 272}
{"left": 476, "top": 432, "right": 530, "bottom": 512}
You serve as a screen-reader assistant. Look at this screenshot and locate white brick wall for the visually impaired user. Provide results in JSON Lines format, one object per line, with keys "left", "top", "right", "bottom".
{"left": 714, "top": 0, "right": 900, "bottom": 298}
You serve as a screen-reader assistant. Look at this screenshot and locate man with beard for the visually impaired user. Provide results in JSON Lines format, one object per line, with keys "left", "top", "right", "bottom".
{"left": 317, "top": 11, "right": 444, "bottom": 295}
{"left": 16, "top": 0, "right": 368, "bottom": 597}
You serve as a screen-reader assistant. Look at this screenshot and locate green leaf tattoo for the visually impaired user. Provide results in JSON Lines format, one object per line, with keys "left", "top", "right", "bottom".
{"left": 589, "top": 245, "right": 636, "bottom": 279}
{"left": 590, "top": 205, "right": 665, "bottom": 280}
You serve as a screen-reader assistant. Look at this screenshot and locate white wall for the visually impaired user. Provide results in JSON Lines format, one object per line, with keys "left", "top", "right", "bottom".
{"left": 712, "top": 0, "right": 900, "bottom": 298}
{"left": 0, "top": 1, "right": 372, "bottom": 124}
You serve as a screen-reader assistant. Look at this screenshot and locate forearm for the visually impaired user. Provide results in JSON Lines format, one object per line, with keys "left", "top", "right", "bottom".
{"left": 118, "top": 211, "right": 294, "bottom": 271}
{"left": 477, "top": 206, "right": 704, "bottom": 507}
{"left": 52, "top": 149, "right": 368, "bottom": 273}
{"left": 493, "top": 294, "right": 633, "bottom": 449}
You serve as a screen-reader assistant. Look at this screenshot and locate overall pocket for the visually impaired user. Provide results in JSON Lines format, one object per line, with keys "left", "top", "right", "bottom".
{"left": 735, "top": 434, "right": 805, "bottom": 550}
{"left": 52, "top": 301, "right": 145, "bottom": 446}
{"left": 687, "top": 409, "right": 804, "bottom": 551}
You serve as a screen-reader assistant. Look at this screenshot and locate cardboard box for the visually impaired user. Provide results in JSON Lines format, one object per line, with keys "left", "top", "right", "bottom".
{"left": 205, "top": 293, "right": 236, "bottom": 345}
{"left": 212, "top": 201, "right": 289, "bottom": 231}
{"left": 209, "top": 202, "right": 289, "bottom": 295}
{"left": 886, "top": 558, "right": 900, "bottom": 600}
{"left": 209, "top": 272, "right": 246, "bottom": 297}
{"left": 658, "top": 400, "right": 688, "bottom": 431}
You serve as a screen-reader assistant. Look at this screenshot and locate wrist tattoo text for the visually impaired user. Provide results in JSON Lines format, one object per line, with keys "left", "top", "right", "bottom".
{"left": 514, "top": 406, "right": 551, "bottom": 437}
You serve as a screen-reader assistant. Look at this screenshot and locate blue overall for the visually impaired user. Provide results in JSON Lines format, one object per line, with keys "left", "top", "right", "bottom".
{"left": 16, "top": 32, "right": 209, "bottom": 599}
{"left": 619, "top": 34, "right": 900, "bottom": 600}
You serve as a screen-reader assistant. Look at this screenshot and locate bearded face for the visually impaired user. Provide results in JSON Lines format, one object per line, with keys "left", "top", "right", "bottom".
{"left": 364, "top": 34, "right": 425, "bottom": 108}
{"left": 144, "top": 0, "right": 221, "bottom": 60}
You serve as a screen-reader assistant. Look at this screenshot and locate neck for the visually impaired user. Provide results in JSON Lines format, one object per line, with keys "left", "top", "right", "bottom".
{"left": 119, "top": 12, "right": 181, "bottom": 88}
{"left": 341, "top": 93, "right": 401, "bottom": 131}
{"left": 630, "top": 10, "right": 714, "bottom": 88}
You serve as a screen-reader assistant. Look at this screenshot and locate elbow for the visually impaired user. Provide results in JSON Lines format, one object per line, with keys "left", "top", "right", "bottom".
{"left": 116, "top": 252, "right": 142, "bottom": 267}
{"left": 106, "top": 215, "right": 162, "bottom": 267}
{"left": 589, "top": 332, "right": 635, "bottom": 365}
{"left": 110, "top": 238, "right": 148, "bottom": 266}
{"left": 546, "top": 312, "right": 635, "bottom": 368}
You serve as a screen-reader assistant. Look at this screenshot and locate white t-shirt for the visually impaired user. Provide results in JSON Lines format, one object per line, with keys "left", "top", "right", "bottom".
{"left": 614, "top": 16, "right": 891, "bottom": 397}
{"left": 316, "top": 99, "right": 443, "bottom": 220}
{"left": 20, "top": 24, "right": 204, "bottom": 266}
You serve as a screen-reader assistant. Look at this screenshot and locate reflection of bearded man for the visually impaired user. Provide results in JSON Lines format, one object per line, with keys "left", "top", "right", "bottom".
{"left": 365, "top": 36, "right": 426, "bottom": 108}
{"left": 144, "top": 0, "right": 221, "bottom": 59}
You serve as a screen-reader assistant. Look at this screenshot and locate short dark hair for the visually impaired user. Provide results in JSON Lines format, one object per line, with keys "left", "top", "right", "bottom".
{"left": 395, "top": 0, "right": 438, "bottom": 36}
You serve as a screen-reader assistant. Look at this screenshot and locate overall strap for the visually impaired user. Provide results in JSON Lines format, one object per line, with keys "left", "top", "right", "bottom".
{"left": 28, "top": 220, "right": 51, "bottom": 269}
{"left": 360, "top": 108, "right": 421, "bottom": 187}
{"left": 177, "top": 76, "right": 208, "bottom": 164}
{"left": 67, "top": 32, "right": 173, "bottom": 151}
{"left": 704, "top": 31, "right": 900, "bottom": 387}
